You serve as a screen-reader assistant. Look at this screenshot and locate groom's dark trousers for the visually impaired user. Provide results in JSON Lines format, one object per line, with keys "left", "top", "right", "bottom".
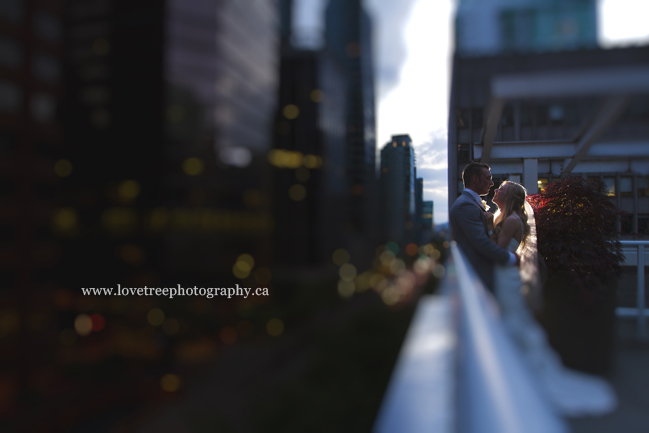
{"left": 449, "top": 191, "right": 511, "bottom": 292}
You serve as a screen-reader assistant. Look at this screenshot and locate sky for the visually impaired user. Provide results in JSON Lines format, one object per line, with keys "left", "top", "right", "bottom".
{"left": 294, "top": 0, "right": 649, "bottom": 225}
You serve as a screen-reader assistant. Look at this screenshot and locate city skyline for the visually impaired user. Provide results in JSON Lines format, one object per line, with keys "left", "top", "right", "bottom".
{"left": 293, "top": 0, "right": 649, "bottom": 224}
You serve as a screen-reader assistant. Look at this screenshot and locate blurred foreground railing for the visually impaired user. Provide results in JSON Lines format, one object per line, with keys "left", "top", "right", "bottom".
{"left": 618, "top": 241, "right": 649, "bottom": 339}
{"left": 374, "top": 242, "right": 567, "bottom": 433}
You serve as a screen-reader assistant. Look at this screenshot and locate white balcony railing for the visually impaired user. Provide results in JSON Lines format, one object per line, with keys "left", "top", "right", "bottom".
{"left": 617, "top": 240, "right": 649, "bottom": 339}
{"left": 374, "top": 242, "right": 567, "bottom": 433}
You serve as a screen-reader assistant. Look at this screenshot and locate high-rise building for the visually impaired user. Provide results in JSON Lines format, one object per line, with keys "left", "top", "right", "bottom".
{"left": 325, "top": 0, "right": 378, "bottom": 254}
{"left": 455, "top": 0, "right": 598, "bottom": 56}
{"left": 272, "top": 47, "right": 347, "bottom": 267}
{"left": 2, "top": 0, "right": 279, "bottom": 428}
{"left": 380, "top": 134, "right": 416, "bottom": 244}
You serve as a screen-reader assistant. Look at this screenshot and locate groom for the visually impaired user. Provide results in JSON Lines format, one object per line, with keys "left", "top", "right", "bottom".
{"left": 449, "top": 162, "right": 517, "bottom": 292}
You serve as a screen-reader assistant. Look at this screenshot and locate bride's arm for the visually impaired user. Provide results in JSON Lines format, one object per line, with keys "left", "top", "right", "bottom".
{"left": 495, "top": 216, "right": 519, "bottom": 249}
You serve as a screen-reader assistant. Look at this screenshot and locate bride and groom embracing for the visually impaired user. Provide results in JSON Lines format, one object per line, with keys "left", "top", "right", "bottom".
{"left": 449, "top": 162, "right": 617, "bottom": 417}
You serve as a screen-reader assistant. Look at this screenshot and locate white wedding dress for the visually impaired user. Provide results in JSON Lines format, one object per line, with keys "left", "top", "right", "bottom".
{"left": 494, "top": 215, "right": 617, "bottom": 417}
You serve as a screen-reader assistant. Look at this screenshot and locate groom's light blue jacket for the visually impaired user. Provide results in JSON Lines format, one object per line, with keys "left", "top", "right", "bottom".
{"left": 449, "top": 191, "right": 511, "bottom": 292}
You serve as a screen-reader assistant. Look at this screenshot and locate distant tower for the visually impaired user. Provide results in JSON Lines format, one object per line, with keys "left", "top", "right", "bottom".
{"left": 380, "top": 135, "right": 416, "bottom": 244}
{"left": 455, "top": 0, "right": 598, "bottom": 56}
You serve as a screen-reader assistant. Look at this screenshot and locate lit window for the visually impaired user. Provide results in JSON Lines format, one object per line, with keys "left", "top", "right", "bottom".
{"left": 538, "top": 177, "right": 549, "bottom": 191}
{"left": 603, "top": 177, "right": 615, "bottom": 196}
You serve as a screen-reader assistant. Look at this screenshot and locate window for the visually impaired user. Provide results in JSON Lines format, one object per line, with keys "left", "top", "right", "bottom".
{"left": 520, "top": 105, "right": 532, "bottom": 126}
{"left": 501, "top": 105, "right": 514, "bottom": 127}
{"left": 456, "top": 109, "right": 470, "bottom": 128}
{"left": 639, "top": 215, "right": 649, "bottom": 236}
{"left": 638, "top": 177, "right": 648, "bottom": 197}
{"left": 620, "top": 177, "right": 632, "bottom": 197}
{"left": 603, "top": 177, "right": 615, "bottom": 196}
{"left": 535, "top": 105, "right": 548, "bottom": 126}
{"left": 472, "top": 108, "right": 483, "bottom": 129}
{"left": 621, "top": 212, "right": 632, "bottom": 234}
{"left": 458, "top": 143, "right": 470, "bottom": 164}
{"left": 538, "top": 177, "right": 549, "bottom": 192}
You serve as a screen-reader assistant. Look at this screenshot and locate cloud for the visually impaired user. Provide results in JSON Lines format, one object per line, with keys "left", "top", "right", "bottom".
{"left": 365, "top": 0, "right": 420, "bottom": 97}
{"left": 413, "top": 131, "right": 449, "bottom": 223}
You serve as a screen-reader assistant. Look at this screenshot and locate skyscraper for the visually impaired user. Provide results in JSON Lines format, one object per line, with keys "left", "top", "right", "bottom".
{"left": 380, "top": 134, "right": 416, "bottom": 245}
{"left": 325, "top": 0, "right": 378, "bottom": 253}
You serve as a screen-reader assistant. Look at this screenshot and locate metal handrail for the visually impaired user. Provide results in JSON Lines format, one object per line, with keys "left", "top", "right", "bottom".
{"left": 618, "top": 240, "right": 649, "bottom": 339}
{"left": 450, "top": 243, "right": 566, "bottom": 433}
{"left": 374, "top": 242, "right": 567, "bottom": 433}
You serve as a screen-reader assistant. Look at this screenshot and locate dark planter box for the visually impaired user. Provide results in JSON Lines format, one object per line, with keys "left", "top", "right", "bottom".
{"left": 537, "top": 271, "right": 618, "bottom": 376}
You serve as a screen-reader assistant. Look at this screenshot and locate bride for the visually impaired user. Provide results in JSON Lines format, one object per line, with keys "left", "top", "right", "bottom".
{"left": 486, "top": 180, "right": 617, "bottom": 417}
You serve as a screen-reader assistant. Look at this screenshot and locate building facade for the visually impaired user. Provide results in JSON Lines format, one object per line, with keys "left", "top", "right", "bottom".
{"left": 455, "top": 0, "right": 598, "bottom": 57}
{"left": 380, "top": 134, "right": 416, "bottom": 244}
{"left": 448, "top": 46, "right": 649, "bottom": 238}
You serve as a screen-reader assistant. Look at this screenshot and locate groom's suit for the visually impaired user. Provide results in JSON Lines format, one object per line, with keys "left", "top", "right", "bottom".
{"left": 449, "top": 190, "right": 512, "bottom": 292}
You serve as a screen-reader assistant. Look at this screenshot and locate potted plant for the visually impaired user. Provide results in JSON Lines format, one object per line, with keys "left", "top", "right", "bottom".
{"left": 527, "top": 177, "right": 624, "bottom": 375}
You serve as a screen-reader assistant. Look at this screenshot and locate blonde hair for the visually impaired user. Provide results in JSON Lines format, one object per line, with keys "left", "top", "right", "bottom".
{"left": 494, "top": 181, "right": 531, "bottom": 246}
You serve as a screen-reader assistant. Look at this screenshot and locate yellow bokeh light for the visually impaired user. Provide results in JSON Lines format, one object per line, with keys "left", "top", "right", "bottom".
{"left": 332, "top": 248, "right": 350, "bottom": 266}
{"left": 92, "top": 38, "right": 110, "bottom": 55}
{"left": 369, "top": 273, "right": 385, "bottom": 289}
{"left": 382, "top": 288, "right": 400, "bottom": 306}
{"left": 310, "top": 89, "right": 323, "bottom": 103}
{"left": 117, "top": 180, "right": 140, "bottom": 201}
{"left": 183, "top": 158, "right": 204, "bottom": 176}
{"left": 303, "top": 155, "right": 322, "bottom": 169}
{"left": 233, "top": 264, "right": 250, "bottom": 279}
{"left": 433, "top": 265, "right": 446, "bottom": 278}
{"left": 339, "top": 263, "right": 357, "bottom": 282}
{"left": 74, "top": 314, "right": 92, "bottom": 336}
{"left": 355, "top": 272, "right": 371, "bottom": 292}
{"left": 288, "top": 184, "right": 306, "bottom": 201}
{"left": 338, "top": 280, "right": 355, "bottom": 297}
{"left": 268, "top": 149, "right": 303, "bottom": 168}
{"left": 389, "top": 259, "right": 406, "bottom": 274}
{"left": 147, "top": 308, "right": 165, "bottom": 326}
{"left": 237, "top": 254, "right": 255, "bottom": 268}
{"left": 53, "top": 208, "right": 77, "bottom": 232}
{"left": 160, "top": 374, "right": 181, "bottom": 392}
{"left": 54, "top": 159, "right": 72, "bottom": 177}
{"left": 283, "top": 104, "right": 299, "bottom": 120}
{"left": 266, "top": 318, "right": 284, "bottom": 336}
